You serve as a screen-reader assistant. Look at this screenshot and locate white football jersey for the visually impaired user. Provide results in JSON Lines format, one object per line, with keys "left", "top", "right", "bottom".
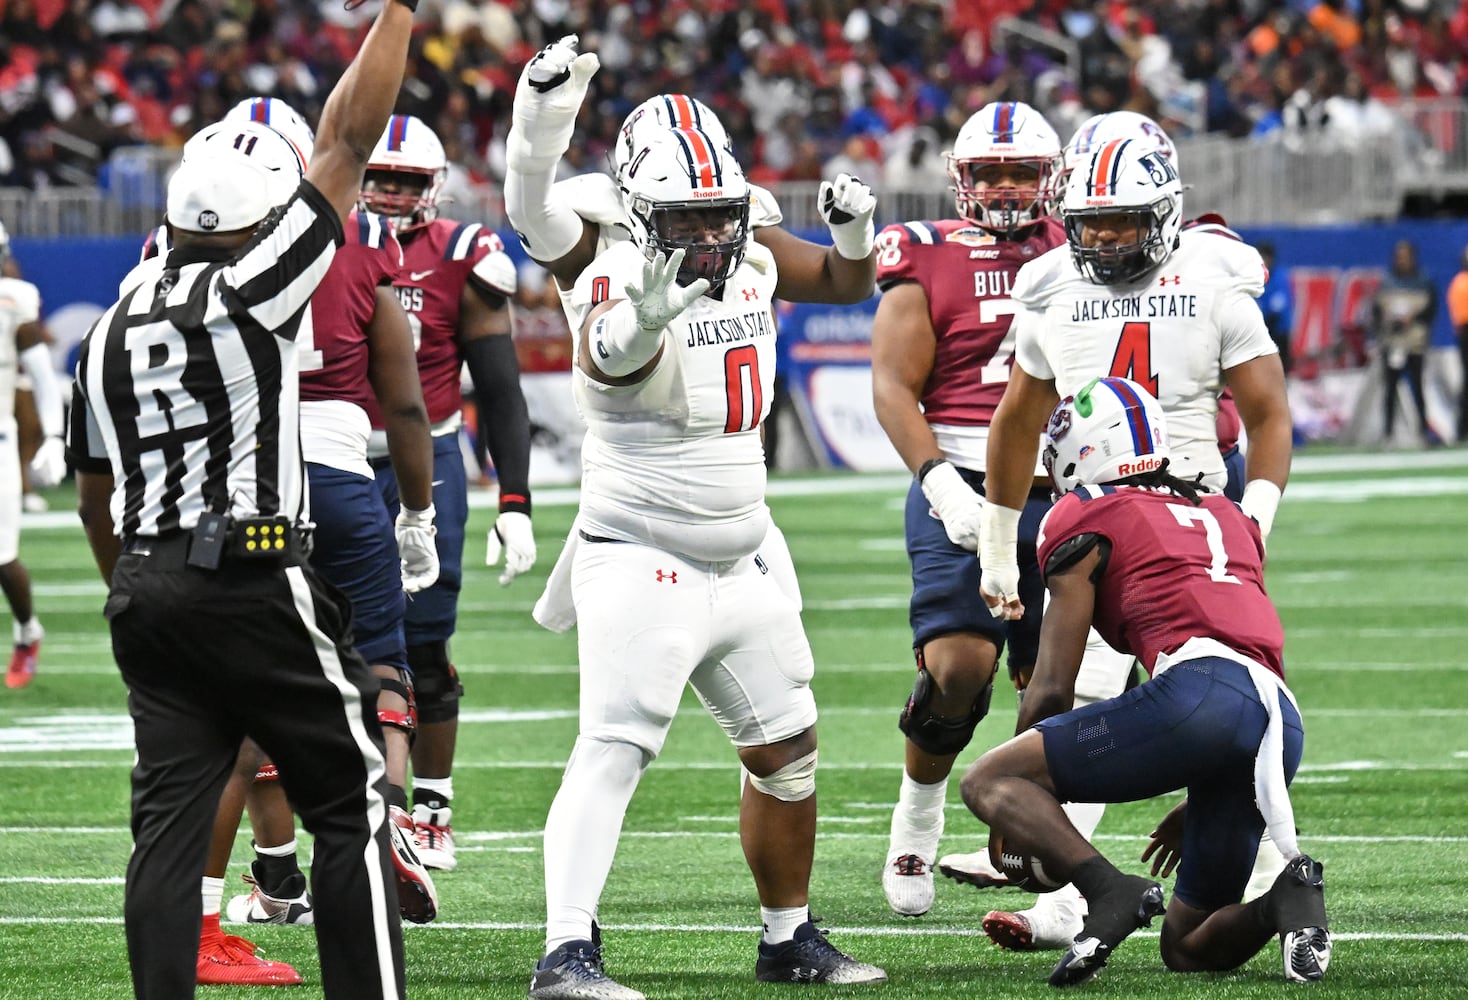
{"left": 569, "top": 239, "right": 780, "bottom": 562}
{"left": 0, "top": 276, "right": 42, "bottom": 425}
{"left": 1012, "top": 228, "right": 1275, "bottom": 491}
{"left": 552, "top": 173, "right": 784, "bottom": 331}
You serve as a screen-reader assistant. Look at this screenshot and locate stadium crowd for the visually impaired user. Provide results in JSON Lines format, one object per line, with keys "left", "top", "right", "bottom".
{"left": 2, "top": 0, "right": 1467, "bottom": 193}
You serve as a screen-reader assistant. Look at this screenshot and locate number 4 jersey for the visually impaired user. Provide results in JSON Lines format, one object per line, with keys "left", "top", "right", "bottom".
{"left": 1011, "top": 228, "right": 1277, "bottom": 491}
{"left": 1037, "top": 486, "right": 1284, "bottom": 680}
{"left": 875, "top": 217, "right": 1065, "bottom": 471}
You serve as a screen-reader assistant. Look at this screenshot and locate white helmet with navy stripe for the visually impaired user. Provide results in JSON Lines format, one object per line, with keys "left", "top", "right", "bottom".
{"left": 621, "top": 127, "right": 750, "bottom": 293}
{"left": 224, "top": 97, "right": 315, "bottom": 164}
{"left": 614, "top": 94, "right": 732, "bottom": 191}
{"left": 1044, "top": 377, "right": 1169, "bottom": 496}
{"left": 947, "top": 101, "right": 1061, "bottom": 236}
{"left": 361, "top": 114, "right": 448, "bottom": 232}
{"left": 1061, "top": 136, "right": 1183, "bottom": 285}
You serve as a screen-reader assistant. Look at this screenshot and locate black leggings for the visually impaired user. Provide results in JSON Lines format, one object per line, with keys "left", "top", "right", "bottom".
{"left": 1383, "top": 352, "right": 1427, "bottom": 439}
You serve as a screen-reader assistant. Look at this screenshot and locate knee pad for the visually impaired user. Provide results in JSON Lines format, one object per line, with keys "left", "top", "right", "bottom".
{"left": 747, "top": 749, "right": 817, "bottom": 802}
{"left": 377, "top": 668, "right": 417, "bottom": 737}
{"left": 408, "top": 641, "right": 462, "bottom": 726}
{"left": 898, "top": 664, "right": 992, "bottom": 757}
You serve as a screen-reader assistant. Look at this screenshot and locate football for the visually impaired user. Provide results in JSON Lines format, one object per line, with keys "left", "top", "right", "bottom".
{"left": 990, "top": 833, "right": 1066, "bottom": 893}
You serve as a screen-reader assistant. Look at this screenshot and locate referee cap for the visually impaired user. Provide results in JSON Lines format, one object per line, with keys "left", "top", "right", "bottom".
{"left": 169, "top": 121, "right": 307, "bottom": 233}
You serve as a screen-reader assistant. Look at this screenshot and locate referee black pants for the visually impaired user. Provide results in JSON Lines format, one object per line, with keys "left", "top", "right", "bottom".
{"left": 106, "top": 539, "right": 405, "bottom": 1000}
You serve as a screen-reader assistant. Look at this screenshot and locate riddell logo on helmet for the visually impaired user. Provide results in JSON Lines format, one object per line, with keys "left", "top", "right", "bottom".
{"left": 690, "top": 189, "right": 724, "bottom": 199}
{"left": 1116, "top": 458, "right": 1162, "bottom": 476}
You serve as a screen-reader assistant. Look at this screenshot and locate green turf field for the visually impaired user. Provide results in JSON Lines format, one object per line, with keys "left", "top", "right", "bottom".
{"left": 3, "top": 449, "right": 1466, "bottom": 998}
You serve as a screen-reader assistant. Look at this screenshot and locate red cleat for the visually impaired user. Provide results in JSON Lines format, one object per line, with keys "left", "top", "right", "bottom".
{"left": 6, "top": 642, "right": 38, "bottom": 689}
{"left": 197, "top": 928, "right": 303, "bottom": 986}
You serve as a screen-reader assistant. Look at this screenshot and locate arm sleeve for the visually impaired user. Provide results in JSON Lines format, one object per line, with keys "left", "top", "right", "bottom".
{"left": 462, "top": 334, "right": 531, "bottom": 513}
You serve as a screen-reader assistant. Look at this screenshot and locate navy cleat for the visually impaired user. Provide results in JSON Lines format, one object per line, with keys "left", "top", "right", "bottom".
{"left": 756, "top": 920, "right": 887, "bottom": 984}
{"left": 528, "top": 939, "right": 644, "bottom": 1000}
{"left": 1049, "top": 874, "right": 1165, "bottom": 988}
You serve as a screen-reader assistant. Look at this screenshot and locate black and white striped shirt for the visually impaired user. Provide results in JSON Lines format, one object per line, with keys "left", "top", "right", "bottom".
{"left": 68, "top": 182, "right": 343, "bottom": 540}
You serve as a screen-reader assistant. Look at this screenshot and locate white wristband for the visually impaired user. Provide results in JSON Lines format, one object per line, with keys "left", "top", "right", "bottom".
{"left": 587, "top": 300, "right": 663, "bottom": 377}
{"left": 979, "top": 502, "right": 1022, "bottom": 567}
{"left": 830, "top": 217, "right": 875, "bottom": 261}
{"left": 1240, "top": 479, "right": 1282, "bottom": 541}
{"left": 397, "top": 503, "right": 436, "bottom": 528}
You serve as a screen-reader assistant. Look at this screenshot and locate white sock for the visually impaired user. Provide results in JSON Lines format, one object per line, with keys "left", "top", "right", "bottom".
{"left": 889, "top": 772, "right": 946, "bottom": 856}
{"left": 201, "top": 876, "right": 224, "bottom": 917}
{"left": 543, "top": 737, "right": 648, "bottom": 953}
{"left": 414, "top": 775, "right": 454, "bottom": 804}
{"left": 13, "top": 617, "right": 42, "bottom": 647}
{"left": 761, "top": 905, "right": 808, "bottom": 944}
{"left": 255, "top": 837, "right": 297, "bottom": 858}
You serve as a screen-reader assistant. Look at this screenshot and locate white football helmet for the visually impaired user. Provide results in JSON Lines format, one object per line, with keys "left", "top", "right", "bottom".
{"left": 224, "top": 97, "right": 315, "bottom": 164}
{"left": 175, "top": 120, "right": 308, "bottom": 230}
{"left": 946, "top": 101, "right": 1061, "bottom": 236}
{"left": 1043, "top": 376, "right": 1169, "bottom": 497}
{"left": 1061, "top": 111, "right": 1178, "bottom": 190}
{"left": 1062, "top": 136, "right": 1183, "bottom": 285}
{"left": 613, "top": 94, "right": 733, "bottom": 190}
{"left": 622, "top": 127, "right": 749, "bottom": 292}
{"left": 360, "top": 114, "right": 447, "bottom": 232}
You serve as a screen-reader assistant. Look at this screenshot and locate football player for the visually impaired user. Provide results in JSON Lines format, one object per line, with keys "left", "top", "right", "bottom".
{"left": 0, "top": 219, "right": 66, "bottom": 689}
{"left": 522, "top": 126, "right": 886, "bottom": 999}
{"left": 358, "top": 113, "right": 532, "bottom": 873}
{"left": 962, "top": 378, "right": 1328, "bottom": 987}
{"left": 867, "top": 101, "right": 1071, "bottom": 921}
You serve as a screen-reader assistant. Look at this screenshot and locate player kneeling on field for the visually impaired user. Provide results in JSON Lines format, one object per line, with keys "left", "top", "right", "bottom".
{"left": 961, "top": 377, "right": 1329, "bottom": 988}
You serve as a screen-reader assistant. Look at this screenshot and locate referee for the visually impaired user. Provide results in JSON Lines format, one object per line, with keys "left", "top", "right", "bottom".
{"left": 66, "top": 2, "right": 417, "bottom": 997}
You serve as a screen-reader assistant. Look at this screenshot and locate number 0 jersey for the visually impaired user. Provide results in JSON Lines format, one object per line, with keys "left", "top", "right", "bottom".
{"left": 876, "top": 217, "right": 1064, "bottom": 470}
{"left": 1012, "top": 228, "right": 1276, "bottom": 491}
{"left": 569, "top": 239, "right": 779, "bottom": 562}
{"left": 1038, "top": 486, "right": 1284, "bottom": 680}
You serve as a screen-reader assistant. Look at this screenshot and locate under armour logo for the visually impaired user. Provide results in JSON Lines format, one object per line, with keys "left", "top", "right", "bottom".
{"left": 655, "top": 569, "right": 678, "bottom": 583}
{"left": 742, "top": 287, "right": 759, "bottom": 301}
{"left": 1158, "top": 274, "right": 1182, "bottom": 286}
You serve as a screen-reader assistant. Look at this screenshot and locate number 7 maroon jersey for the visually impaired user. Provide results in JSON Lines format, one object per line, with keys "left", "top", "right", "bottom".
{"left": 1037, "top": 486, "right": 1285, "bottom": 680}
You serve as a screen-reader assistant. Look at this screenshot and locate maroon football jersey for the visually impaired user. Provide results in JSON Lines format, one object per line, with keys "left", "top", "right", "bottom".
{"left": 875, "top": 216, "right": 1065, "bottom": 427}
{"left": 368, "top": 220, "right": 514, "bottom": 426}
{"left": 1216, "top": 388, "right": 1241, "bottom": 453}
{"left": 1038, "top": 487, "right": 1284, "bottom": 680}
{"left": 300, "top": 211, "right": 402, "bottom": 411}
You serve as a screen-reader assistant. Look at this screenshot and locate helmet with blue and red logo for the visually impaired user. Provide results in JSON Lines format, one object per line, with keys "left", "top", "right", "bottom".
{"left": 224, "top": 97, "right": 315, "bottom": 164}
{"left": 1043, "top": 376, "right": 1169, "bottom": 496}
{"left": 946, "top": 101, "right": 1061, "bottom": 236}
{"left": 1061, "top": 136, "right": 1183, "bottom": 285}
{"left": 360, "top": 114, "right": 448, "bottom": 232}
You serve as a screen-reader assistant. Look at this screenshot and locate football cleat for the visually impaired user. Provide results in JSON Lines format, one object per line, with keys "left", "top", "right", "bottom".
{"left": 1268, "top": 855, "right": 1330, "bottom": 983}
{"left": 197, "top": 929, "right": 303, "bottom": 986}
{"left": 225, "top": 868, "right": 314, "bottom": 925}
{"left": 1049, "top": 875, "right": 1164, "bottom": 987}
{"left": 528, "top": 939, "right": 644, "bottom": 999}
{"left": 882, "top": 852, "right": 935, "bottom": 917}
{"left": 412, "top": 803, "right": 457, "bottom": 871}
{"left": 983, "top": 893, "right": 1085, "bottom": 952}
{"left": 937, "top": 848, "right": 1012, "bottom": 889}
{"left": 1282, "top": 926, "right": 1331, "bottom": 983}
{"left": 387, "top": 804, "right": 439, "bottom": 923}
{"left": 755, "top": 921, "right": 887, "bottom": 984}
{"left": 6, "top": 642, "right": 38, "bottom": 689}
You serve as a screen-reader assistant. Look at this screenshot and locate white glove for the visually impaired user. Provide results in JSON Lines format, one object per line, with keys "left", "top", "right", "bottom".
{"left": 485, "top": 510, "right": 536, "bottom": 586}
{"left": 28, "top": 436, "right": 67, "bottom": 488}
{"left": 979, "top": 501, "right": 1024, "bottom": 620}
{"left": 507, "top": 34, "right": 600, "bottom": 171}
{"left": 626, "top": 248, "right": 709, "bottom": 332}
{"left": 396, "top": 505, "right": 440, "bottom": 594}
{"left": 919, "top": 460, "right": 983, "bottom": 552}
{"left": 1240, "top": 479, "right": 1282, "bottom": 544}
{"left": 818, "top": 172, "right": 877, "bottom": 260}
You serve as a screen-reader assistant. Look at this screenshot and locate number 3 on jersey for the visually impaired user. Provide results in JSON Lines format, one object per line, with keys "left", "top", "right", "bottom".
{"left": 1108, "top": 321, "right": 1158, "bottom": 397}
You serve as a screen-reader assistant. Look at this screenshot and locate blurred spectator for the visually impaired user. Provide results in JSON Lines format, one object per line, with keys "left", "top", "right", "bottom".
{"left": 882, "top": 126, "right": 949, "bottom": 194}
{"left": 824, "top": 134, "right": 884, "bottom": 190}
{"left": 1371, "top": 239, "right": 1438, "bottom": 446}
{"left": 1446, "top": 245, "right": 1468, "bottom": 442}
{"left": 1258, "top": 242, "right": 1296, "bottom": 375}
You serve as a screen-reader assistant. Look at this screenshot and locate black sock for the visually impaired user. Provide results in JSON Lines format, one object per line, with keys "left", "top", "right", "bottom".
{"left": 412, "top": 788, "right": 452, "bottom": 812}
{"left": 1069, "top": 855, "right": 1125, "bottom": 900}
{"left": 253, "top": 852, "right": 303, "bottom": 896}
{"left": 1243, "top": 893, "right": 1275, "bottom": 933}
{"left": 388, "top": 783, "right": 409, "bottom": 812}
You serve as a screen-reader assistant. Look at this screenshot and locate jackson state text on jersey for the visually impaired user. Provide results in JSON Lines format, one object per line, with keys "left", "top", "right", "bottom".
{"left": 1010, "top": 228, "right": 1276, "bottom": 490}
{"left": 876, "top": 217, "right": 1065, "bottom": 431}
{"left": 568, "top": 239, "right": 780, "bottom": 562}
{"left": 1037, "top": 487, "right": 1284, "bottom": 679}
{"left": 366, "top": 220, "right": 517, "bottom": 428}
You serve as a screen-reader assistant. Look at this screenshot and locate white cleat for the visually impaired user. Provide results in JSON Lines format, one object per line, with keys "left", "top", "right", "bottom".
{"left": 982, "top": 893, "right": 1086, "bottom": 952}
{"left": 882, "top": 852, "right": 935, "bottom": 917}
{"left": 937, "top": 849, "right": 1012, "bottom": 890}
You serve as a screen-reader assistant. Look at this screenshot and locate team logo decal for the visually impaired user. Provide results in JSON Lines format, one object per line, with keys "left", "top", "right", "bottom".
{"left": 945, "top": 227, "right": 997, "bottom": 247}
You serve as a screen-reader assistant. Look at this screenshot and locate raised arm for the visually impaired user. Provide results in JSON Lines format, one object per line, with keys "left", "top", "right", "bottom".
{"left": 762, "top": 174, "right": 877, "bottom": 304}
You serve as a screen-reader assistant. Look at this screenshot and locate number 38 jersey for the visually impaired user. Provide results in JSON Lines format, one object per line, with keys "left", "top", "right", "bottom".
{"left": 1012, "top": 229, "right": 1276, "bottom": 491}
{"left": 1038, "top": 486, "right": 1284, "bottom": 680}
{"left": 569, "top": 239, "right": 780, "bottom": 563}
{"left": 875, "top": 217, "right": 1064, "bottom": 470}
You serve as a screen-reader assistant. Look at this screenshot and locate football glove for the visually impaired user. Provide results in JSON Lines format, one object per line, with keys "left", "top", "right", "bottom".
{"left": 28, "top": 436, "right": 67, "bottom": 489}
{"left": 919, "top": 460, "right": 983, "bottom": 552}
{"left": 396, "top": 505, "right": 439, "bottom": 594}
{"left": 485, "top": 510, "right": 536, "bottom": 586}
{"left": 626, "top": 248, "right": 709, "bottom": 332}
{"left": 1240, "top": 479, "right": 1282, "bottom": 543}
{"left": 507, "top": 35, "right": 600, "bottom": 172}
{"left": 818, "top": 173, "right": 877, "bottom": 261}
{"left": 979, "top": 501, "right": 1023, "bottom": 620}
